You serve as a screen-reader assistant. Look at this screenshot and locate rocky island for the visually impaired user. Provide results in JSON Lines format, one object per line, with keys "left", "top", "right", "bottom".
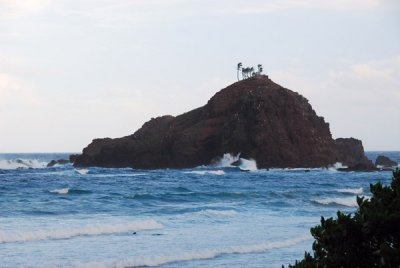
{"left": 74, "top": 75, "right": 374, "bottom": 170}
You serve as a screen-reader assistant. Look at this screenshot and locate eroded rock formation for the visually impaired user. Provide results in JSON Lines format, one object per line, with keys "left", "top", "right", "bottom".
{"left": 74, "top": 75, "right": 373, "bottom": 170}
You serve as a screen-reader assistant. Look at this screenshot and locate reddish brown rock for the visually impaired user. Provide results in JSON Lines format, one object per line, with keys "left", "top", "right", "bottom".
{"left": 375, "top": 155, "right": 398, "bottom": 167}
{"left": 74, "top": 75, "right": 371, "bottom": 170}
{"left": 334, "top": 138, "right": 375, "bottom": 170}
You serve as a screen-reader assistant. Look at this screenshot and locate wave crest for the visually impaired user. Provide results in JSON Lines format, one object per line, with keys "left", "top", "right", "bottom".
{"left": 0, "top": 219, "right": 163, "bottom": 243}
{"left": 50, "top": 188, "right": 69, "bottom": 194}
{"left": 76, "top": 169, "right": 89, "bottom": 175}
{"left": 337, "top": 188, "right": 363, "bottom": 194}
{"left": 314, "top": 197, "right": 358, "bottom": 207}
{"left": 185, "top": 170, "right": 225, "bottom": 175}
{"left": 76, "top": 236, "right": 310, "bottom": 268}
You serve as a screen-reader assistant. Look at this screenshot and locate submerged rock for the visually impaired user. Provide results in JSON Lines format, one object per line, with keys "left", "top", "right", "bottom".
{"left": 375, "top": 155, "right": 398, "bottom": 167}
{"left": 74, "top": 75, "right": 372, "bottom": 170}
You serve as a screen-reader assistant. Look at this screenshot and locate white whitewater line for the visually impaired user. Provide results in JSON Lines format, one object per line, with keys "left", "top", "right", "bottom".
{"left": 0, "top": 219, "right": 163, "bottom": 243}
{"left": 337, "top": 188, "right": 363, "bottom": 194}
{"left": 237, "top": 158, "right": 258, "bottom": 171}
{"left": 314, "top": 197, "right": 358, "bottom": 207}
{"left": 76, "top": 169, "right": 89, "bottom": 175}
{"left": 207, "top": 153, "right": 258, "bottom": 171}
{"left": 186, "top": 170, "right": 225, "bottom": 175}
{"left": 75, "top": 236, "right": 311, "bottom": 268}
{"left": 203, "top": 209, "right": 238, "bottom": 216}
{"left": 92, "top": 173, "right": 146, "bottom": 177}
{"left": 50, "top": 188, "right": 70, "bottom": 194}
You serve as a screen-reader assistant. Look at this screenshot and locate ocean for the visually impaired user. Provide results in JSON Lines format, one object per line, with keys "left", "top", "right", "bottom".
{"left": 1, "top": 152, "right": 399, "bottom": 268}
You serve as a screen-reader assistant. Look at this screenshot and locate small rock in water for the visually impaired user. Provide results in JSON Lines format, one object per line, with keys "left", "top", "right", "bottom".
{"left": 375, "top": 155, "right": 397, "bottom": 167}
{"left": 47, "top": 159, "right": 69, "bottom": 167}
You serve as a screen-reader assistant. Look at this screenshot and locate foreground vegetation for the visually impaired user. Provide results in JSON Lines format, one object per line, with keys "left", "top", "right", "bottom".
{"left": 286, "top": 169, "right": 400, "bottom": 268}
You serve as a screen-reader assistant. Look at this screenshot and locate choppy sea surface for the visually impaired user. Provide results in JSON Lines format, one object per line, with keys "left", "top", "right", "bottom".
{"left": 0, "top": 152, "right": 399, "bottom": 268}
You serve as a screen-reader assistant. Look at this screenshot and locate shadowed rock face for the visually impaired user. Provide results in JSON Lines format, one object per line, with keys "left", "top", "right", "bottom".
{"left": 335, "top": 138, "right": 375, "bottom": 169}
{"left": 375, "top": 155, "right": 398, "bottom": 167}
{"left": 74, "top": 75, "right": 371, "bottom": 170}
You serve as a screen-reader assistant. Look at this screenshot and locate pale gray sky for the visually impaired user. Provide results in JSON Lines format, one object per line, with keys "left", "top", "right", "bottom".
{"left": 0, "top": 0, "right": 399, "bottom": 152}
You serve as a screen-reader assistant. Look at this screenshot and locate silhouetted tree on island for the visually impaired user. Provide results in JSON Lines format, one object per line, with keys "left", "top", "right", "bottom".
{"left": 258, "top": 64, "right": 263, "bottom": 73}
{"left": 285, "top": 169, "right": 400, "bottom": 268}
{"left": 237, "top": 62, "right": 242, "bottom": 81}
{"left": 237, "top": 62, "right": 263, "bottom": 80}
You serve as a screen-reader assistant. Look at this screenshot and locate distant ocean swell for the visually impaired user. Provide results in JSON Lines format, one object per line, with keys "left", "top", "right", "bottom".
{"left": 0, "top": 219, "right": 162, "bottom": 243}
{"left": 75, "top": 236, "right": 311, "bottom": 268}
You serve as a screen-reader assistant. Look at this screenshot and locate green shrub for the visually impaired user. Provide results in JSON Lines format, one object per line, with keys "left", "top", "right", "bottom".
{"left": 286, "top": 169, "right": 400, "bottom": 268}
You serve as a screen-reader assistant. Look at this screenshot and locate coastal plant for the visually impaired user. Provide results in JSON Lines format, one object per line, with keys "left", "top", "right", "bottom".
{"left": 285, "top": 169, "right": 400, "bottom": 268}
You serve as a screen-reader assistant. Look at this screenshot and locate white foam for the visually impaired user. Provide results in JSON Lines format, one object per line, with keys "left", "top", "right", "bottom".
{"left": 314, "top": 197, "right": 358, "bottom": 207}
{"left": 237, "top": 158, "right": 258, "bottom": 171}
{"left": 337, "top": 188, "right": 363, "bottom": 194}
{"left": 211, "top": 153, "right": 258, "bottom": 171}
{"left": 268, "top": 167, "right": 324, "bottom": 172}
{"left": 76, "top": 169, "right": 89, "bottom": 175}
{"left": 0, "top": 219, "right": 163, "bottom": 243}
{"left": 327, "top": 162, "right": 348, "bottom": 171}
{"left": 204, "top": 209, "right": 238, "bottom": 216}
{"left": 50, "top": 188, "right": 69, "bottom": 194}
{"left": 92, "top": 173, "right": 146, "bottom": 177}
{"left": 0, "top": 159, "right": 47, "bottom": 170}
{"left": 75, "top": 236, "right": 311, "bottom": 268}
{"left": 212, "top": 153, "right": 240, "bottom": 167}
{"left": 186, "top": 170, "right": 225, "bottom": 175}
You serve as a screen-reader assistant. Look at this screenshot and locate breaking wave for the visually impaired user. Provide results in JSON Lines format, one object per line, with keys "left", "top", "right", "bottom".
{"left": 0, "top": 219, "right": 163, "bottom": 243}
{"left": 0, "top": 159, "right": 47, "bottom": 170}
{"left": 328, "top": 162, "right": 348, "bottom": 171}
{"left": 75, "top": 236, "right": 310, "bottom": 268}
{"left": 313, "top": 197, "right": 358, "bottom": 207}
{"left": 49, "top": 188, "right": 92, "bottom": 195}
{"left": 50, "top": 188, "right": 70, "bottom": 194}
{"left": 186, "top": 170, "right": 225, "bottom": 175}
{"left": 76, "top": 169, "right": 89, "bottom": 175}
{"left": 211, "top": 153, "right": 258, "bottom": 171}
{"left": 337, "top": 188, "right": 363, "bottom": 194}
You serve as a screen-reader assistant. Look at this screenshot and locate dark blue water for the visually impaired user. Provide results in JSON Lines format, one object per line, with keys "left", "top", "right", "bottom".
{"left": 0, "top": 152, "right": 398, "bottom": 267}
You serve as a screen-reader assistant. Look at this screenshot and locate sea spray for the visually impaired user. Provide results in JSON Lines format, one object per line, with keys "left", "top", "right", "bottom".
{"left": 210, "top": 153, "right": 258, "bottom": 171}
{"left": 0, "top": 159, "right": 47, "bottom": 170}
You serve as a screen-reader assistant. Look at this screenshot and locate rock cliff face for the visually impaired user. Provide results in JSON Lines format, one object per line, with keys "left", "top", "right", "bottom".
{"left": 74, "top": 75, "right": 372, "bottom": 170}
{"left": 334, "top": 138, "right": 374, "bottom": 169}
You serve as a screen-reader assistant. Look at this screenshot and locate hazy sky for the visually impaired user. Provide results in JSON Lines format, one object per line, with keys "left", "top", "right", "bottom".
{"left": 0, "top": 0, "right": 399, "bottom": 152}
